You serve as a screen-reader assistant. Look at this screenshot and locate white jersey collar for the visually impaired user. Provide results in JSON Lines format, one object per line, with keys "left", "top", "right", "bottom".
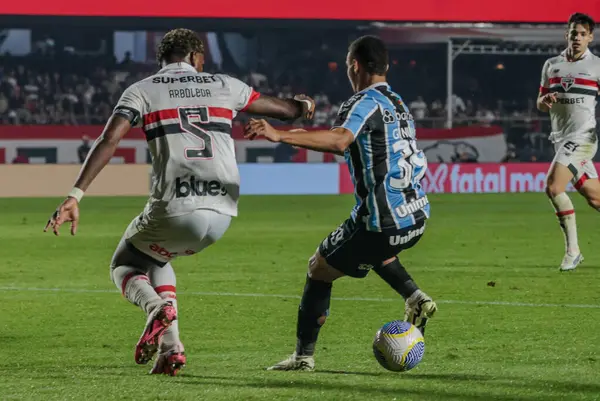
{"left": 158, "top": 62, "right": 197, "bottom": 74}
{"left": 560, "top": 48, "right": 592, "bottom": 61}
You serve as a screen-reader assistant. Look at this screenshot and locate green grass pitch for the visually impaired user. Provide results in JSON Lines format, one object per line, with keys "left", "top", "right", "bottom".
{"left": 1, "top": 194, "right": 600, "bottom": 401}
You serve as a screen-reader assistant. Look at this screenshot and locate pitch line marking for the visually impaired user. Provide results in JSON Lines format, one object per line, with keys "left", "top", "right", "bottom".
{"left": 0, "top": 286, "right": 599, "bottom": 309}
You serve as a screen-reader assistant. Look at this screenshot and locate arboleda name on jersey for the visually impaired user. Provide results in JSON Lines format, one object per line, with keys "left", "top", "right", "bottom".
{"left": 169, "top": 88, "right": 213, "bottom": 99}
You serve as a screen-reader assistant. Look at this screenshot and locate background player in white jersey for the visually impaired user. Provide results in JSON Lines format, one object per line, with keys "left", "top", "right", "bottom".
{"left": 43, "top": 29, "right": 315, "bottom": 375}
{"left": 538, "top": 13, "right": 600, "bottom": 271}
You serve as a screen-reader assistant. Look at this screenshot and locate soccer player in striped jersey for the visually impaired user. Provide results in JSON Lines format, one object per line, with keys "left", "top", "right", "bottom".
{"left": 44, "top": 29, "right": 315, "bottom": 375}
{"left": 538, "top": 13, "right": 600, "bottom": 271}
{"left": 244, "top": 35, "right": 437, "bottom": 371}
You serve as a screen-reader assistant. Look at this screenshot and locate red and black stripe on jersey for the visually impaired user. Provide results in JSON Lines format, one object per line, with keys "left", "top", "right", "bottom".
{"left": 543, "top": 77, "right": 599, "bottom": 97}
{"left": 142, "top": 107, "right": 233, "bottom": 141}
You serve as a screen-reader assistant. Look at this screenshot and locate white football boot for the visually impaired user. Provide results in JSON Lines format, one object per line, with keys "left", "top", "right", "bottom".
{"left": 559, "top": 253, "right": 584, "bottom": 272}
{"left": 267, "top": 352, "right": 315, "bottom": 371}
{"left": 404, "top": 290, "right": 437, "bottom": 335}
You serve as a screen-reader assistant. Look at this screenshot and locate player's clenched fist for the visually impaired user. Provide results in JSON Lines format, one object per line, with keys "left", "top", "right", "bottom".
{"left": 541, "top": 92, "right": 558, "bottom": 108}
{"left": 44, "top": 197, "right": 80, "bottom": 236}
{"left": 294, "top": 94, "right": 316, "bottom": 120}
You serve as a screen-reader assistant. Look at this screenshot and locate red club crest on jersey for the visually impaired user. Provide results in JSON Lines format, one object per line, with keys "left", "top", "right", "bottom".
{"left": 561, "top": 77, "right": 575, "bottom": 91}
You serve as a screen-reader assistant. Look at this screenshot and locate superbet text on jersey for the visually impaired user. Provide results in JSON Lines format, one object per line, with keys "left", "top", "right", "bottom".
{"left": 540, "top": 49, "right": 600, "bottom": 144}
{"left": 113, "top": 62, "right": 260, "bottom": 219}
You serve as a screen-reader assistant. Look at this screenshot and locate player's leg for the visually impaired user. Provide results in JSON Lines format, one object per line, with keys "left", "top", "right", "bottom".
{"left": 110, "top": 236, "right": 177, "bottom": 366}
{"left": 372, "top": 222, "right": 436, "bottom": 334}
{"left": 147, "top": 262, "right": 187, "bottom": 376}
{"left": 545, "top": 150, "right": 582, "bottom": 271}
{"left": 374, "top": 258, "right": 436, "bottom": 335}
{"left": 578, "top": 177, "right": 600, "bottom": 209}
{"left": 268, "top": 251, "right": 345, "bottom": 371}
{"left": 146, "top": 209, "right": 232, "bottom": 376}
{"left": 269, "top": 218, "right": 372, "bottom": 371}
{"left": 573, "top": 140, "right": 600, "bottom": 211}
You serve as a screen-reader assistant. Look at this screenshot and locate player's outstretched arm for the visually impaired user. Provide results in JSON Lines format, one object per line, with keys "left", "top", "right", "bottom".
{"left": 71, "top": 115, "right": 132, "bottom": 192}
{"left": 244, "top": 118, "right": 353, "bottom": 155}
{"left": 43, "top": 115, "right": 132, "bottom": 236}
{"left": 245, "top": 94, "right": 315, "bottom": 121}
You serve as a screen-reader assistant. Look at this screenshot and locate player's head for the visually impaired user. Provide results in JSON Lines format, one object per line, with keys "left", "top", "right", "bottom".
{"left": 157, "top": 28, "right": 205, "bottom": 71}
{"left": 566, "top": 13, "right": 594, "bottom": 55}
{"left": 346, "top": 35, "right": 389, "bottom": 92}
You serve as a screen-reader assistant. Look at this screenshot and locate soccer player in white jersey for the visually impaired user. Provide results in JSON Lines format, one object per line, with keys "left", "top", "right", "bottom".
{"left": 44, "top": 29, "right": 315, "bottom": 375}
{"left": 538, "top": 13, "right": 600, "bottom": 271}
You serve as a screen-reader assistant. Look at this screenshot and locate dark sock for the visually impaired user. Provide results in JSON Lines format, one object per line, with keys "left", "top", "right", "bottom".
{"left": 295, "top": 275, "right": 332, "bottom": 357}
{"left": 373, "top": 258, "right": 419, "bottom": 300}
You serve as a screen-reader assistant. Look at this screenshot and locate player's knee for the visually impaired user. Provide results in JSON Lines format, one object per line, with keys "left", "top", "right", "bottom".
{"left": 381, "top": 256, "right": 397, "bottom": 266}
{"left": 307, "top": 253, "right": 324, "bottom": 278}
{"left": 307, "top": 253, "right": 336, "bottom": 282}
{"left": 545, "top": 182, "right": 564, "bottom": 198}
{"left": 586, "top": 196, "right": 600, "bottom": 210}
{"left": 109, "top": 264, "right": 120, "bottom": 286}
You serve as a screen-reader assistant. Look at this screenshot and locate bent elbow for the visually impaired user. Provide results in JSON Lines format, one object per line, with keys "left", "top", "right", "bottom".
{"left": 334, "top": 139, "right": 349, "bottom": 154}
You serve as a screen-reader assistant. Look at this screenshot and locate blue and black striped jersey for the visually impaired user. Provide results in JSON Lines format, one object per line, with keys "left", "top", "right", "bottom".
{"left": 333, "top": 82, "right": 430, "bottom": 232}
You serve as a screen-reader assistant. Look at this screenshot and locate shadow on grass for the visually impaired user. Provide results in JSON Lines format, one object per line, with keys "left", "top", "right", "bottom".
{"left": 175, "top": 374, "right": 539, "bottom": 401}
{"left": 313, "top": 369, "right": 384, "bottom": 377}
{"left": 65, "top": 365, "right": 600, "bottom": 400}
{"left": 175, "top": 371, "right": 600, "bottom": 401}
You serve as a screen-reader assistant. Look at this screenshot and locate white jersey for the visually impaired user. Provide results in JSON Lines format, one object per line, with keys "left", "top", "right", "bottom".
{"left": 540, "top": 49, "right": 600, "bottom": 144}
{"left": 114, "top": 63, "right": 259, "bottom": 218}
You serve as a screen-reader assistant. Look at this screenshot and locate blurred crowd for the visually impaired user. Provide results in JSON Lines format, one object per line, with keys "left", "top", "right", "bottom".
{"left": 0, "top": 51, "right": 153, "bottom": 125}
{"left": 0, "top": 43, "right": 568, "bottom": 163}
{"left": 0, "top": 50, "right": 542, "bottom": 129}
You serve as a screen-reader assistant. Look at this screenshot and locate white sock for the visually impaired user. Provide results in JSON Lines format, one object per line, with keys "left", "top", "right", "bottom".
{"left": 550, "top": 193, "right": 579, "bottom": 255}
{"left": 112, "top": 265, "right": 163, "bottom": 315}
{"left": 148, "top": 263, "right": 182, "bottom": 352}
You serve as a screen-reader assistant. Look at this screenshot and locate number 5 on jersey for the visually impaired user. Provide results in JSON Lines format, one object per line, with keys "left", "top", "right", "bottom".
{"left": 179, "top": 106, "right": 214, "bottom": 159}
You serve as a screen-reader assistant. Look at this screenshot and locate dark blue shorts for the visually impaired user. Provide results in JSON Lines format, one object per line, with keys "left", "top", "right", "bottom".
{"left": 318, "top": 218, "right": 426, "bottom": 278}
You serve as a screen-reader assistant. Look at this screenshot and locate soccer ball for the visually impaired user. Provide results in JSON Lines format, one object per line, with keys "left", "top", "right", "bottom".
{"left": 372, "top": 320, "right": 425, "bottom": 372}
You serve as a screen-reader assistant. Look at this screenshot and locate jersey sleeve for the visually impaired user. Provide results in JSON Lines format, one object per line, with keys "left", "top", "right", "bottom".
{"left": 539, "top": 60, "right": 550, "bottom": 95}
{"left": 113, "top": 85, "right": 145, "bottom": 128}
{"left": 222, "top": 75, "right": 261, "bottom": 112}
{"left": 332, "top": 94, "right": 378, "bottom": 137}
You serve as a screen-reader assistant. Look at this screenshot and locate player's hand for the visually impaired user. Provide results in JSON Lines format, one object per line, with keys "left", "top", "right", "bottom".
{"left": 244, "top": 118, "right": 281, "bottom": 142}
{"left": 541, "top": 92, "right": 558, "bottom": 108}
{"left": 44, "top": 197, "right": 80, "bottom": 236}
{"left": 294, "top": 94, "right": 315, "bottom": 120}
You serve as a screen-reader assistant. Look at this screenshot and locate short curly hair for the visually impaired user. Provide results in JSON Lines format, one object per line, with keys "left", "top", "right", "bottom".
{"left": 157, "top": 28, "right": 204, "bottom": 64}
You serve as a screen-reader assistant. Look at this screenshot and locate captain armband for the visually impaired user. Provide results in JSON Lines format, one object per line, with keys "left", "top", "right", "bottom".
{"left": 113, "top": 106, "right": 141, "bottom": 126}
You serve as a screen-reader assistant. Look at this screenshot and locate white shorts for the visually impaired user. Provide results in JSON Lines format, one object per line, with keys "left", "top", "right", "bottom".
{"left": 551, "top": 138, "right": 598, "bottom": 187}
{"left": 111, "top": 209, "right": 232, "bottom": 267}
